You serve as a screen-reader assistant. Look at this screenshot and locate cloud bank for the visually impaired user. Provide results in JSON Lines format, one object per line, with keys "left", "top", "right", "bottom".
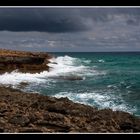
{"left": 0, "top": 8, "right": 140, "bottom": 32}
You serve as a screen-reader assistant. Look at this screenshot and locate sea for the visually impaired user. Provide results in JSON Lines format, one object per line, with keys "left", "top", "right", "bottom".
{"left": 0, "top": 52, "right": 140, "bottom": 116}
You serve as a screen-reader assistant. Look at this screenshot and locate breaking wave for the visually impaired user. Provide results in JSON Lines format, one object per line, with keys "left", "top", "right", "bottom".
{"left": 0, "top": 55, "right": 103, "bottom": 87}
{"left": 0, "top": 54, "right": 136, "bottom": 115}
{"left": 54, "top": 91, "right": 137, "bottom": 114}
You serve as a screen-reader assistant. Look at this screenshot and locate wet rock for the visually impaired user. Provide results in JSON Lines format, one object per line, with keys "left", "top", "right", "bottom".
{"left": 59, "top": 76, "right": 83, "bottom": 81}
{"left": 51, "top": 62, "right": 57, "bottom": 64}
{"left": 17, "top": 82, "right": 29, "bottom": 89}
{"left": 49, "top": 76, "right": 83, "bottom": 81}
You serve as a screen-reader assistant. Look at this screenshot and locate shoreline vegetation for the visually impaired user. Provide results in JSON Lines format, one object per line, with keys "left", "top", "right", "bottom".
{"left": 0, "top": 49, "right": 140, "bottom": 133}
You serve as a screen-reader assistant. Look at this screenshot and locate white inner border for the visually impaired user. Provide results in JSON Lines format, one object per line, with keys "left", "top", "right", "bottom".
{"left": 0, "top": 6, "right": 140, "bottom": 8}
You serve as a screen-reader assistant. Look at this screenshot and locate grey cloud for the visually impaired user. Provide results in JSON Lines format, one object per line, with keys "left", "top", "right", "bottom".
{"left": 0, "top": 8, "right": 140, "bottom": 32}
{"left": 0, "top": 8, "right": 90, "bottom": 32}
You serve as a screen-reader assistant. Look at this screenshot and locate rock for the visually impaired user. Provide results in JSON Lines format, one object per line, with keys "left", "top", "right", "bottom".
{"left": 19, "top": 128, "right": 43, "bottom": 133}
{"left": 100, "top": 128, "right": 108, "bottom": 132}
{"left": 17, "top": 82, "right": 29, "bottom": 89}
{"left": 59, "top": 76, "right": 84, "bottom": 81}
{"left": 47, "top": 105, "right": 68, "bottom": 115}
{"left": 0, "top": 103, "right": 9, "bottom": 114}
{"left": 0, "top": 128, "right": 4, "bottom": 132}
{"left": 51, "top": 62, "right": 57, "bottom": 64}
{"left": 43, "top": 112, "right": 64, "bottom": 121}
{"left": 120, "top": 122, "right": 140, "bottom": 132}
{"left": 9, "top": 115, "right": 30, "bottom": 127}
{"left": 49, "top": 75, "right": 84, "bottom": 81}
{"left": 0, "top": 49, "right": 52, "bottom": 74}
{"left": 36, "top": 120, "right": 71, "bottom": 132}
{"left": 0, "top": 86, "right": 140, "bottom": 133}
{"left": 0, "top": 113, "right": 5, "bottom": 117}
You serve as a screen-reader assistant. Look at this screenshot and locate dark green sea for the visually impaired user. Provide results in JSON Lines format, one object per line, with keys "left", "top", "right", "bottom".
{"left": 1, "top": 52, "right": 140, "bottom": 116}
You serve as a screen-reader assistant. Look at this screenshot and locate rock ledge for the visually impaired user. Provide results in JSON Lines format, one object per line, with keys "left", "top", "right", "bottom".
{"left": 0, "top": 49, "right": 52, "bottom": 73}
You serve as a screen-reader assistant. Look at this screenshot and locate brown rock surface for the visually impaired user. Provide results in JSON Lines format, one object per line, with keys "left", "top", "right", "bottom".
{"left": 0, "top": 49, "right": 52, "bottom": 73}
{"left": 0, "top": 86, "right": 140, "bottom": 133}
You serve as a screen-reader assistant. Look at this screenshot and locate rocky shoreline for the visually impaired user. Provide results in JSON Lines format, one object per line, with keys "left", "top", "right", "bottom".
{"left": 0, "top": 49, "right": 52, "bottom": 74}
{"left": 0, "top": 86, "right": 140, "bottom": 133}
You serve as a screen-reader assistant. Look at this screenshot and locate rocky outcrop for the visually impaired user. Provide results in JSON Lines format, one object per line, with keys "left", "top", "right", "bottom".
{"left": 0, "top": 86, "right": 140, "bottom": 133}
{"left": 0, "top": 49, "right": 52, "bottom": 73}
{"left": 49, "top": 75, "right": 84, "bottom": 81}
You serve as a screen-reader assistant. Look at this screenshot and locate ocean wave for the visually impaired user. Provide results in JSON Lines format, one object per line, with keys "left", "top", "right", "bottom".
{"left": 98, "top": 59, "right": 105, "bottom": 63}
{"left": 0, "top": 55, "right": 102, "bottom": 87}
{"left": 83, "top": 59, "right": 92, "bottom": 64}
{"left": 0, "top": 54, "right": 137, "bottom": 115}
{"left": 0, "top": 70, "right": 47, "bottom": 86}
{"left": 54, "top": 91, "right": 136, "bottom": 114}
{"left": 48, "top": 55, "right": 87, "bottom": 76}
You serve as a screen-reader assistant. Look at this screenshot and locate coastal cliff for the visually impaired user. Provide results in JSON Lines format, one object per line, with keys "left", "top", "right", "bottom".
{"left": 0, "top": 49, "right": 52, "bottom": 73}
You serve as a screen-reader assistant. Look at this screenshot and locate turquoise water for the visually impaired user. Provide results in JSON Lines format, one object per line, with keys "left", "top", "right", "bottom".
{"left": 1, "top": 52, "right": 140, "bottom": 116}
{"left": 36, "top": 52, "right": 140, "bottom": 116}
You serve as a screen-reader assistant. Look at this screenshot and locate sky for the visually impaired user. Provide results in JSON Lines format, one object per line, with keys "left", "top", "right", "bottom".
{"left": 0, "top": 7, "right": 140, "bottom": 52}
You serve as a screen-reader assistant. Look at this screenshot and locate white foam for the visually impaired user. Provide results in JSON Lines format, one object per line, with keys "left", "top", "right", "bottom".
{"left": 126, "top": 85, "right": 132, "bottom": 89}
{"left": 48, "top": 55, "right": 87, "bottom": 76}
{"left": 83, "top": 60, "right": 91, "bottom": 64}
{"left": 0, "top": 55, "right": 99, "bottom": 87}
{"left": 0, "top": 70, "right": 47, "bottom": 86}
{"left": 54, "top": 91, "right": 136, "bottom": 114}
{"left": 48, "top": 55, "right": 106, "bottom": 77}
{"left": 98, "top": 59, "right": 105, "bottom": 63}
{"left": 107, "top": 85, "right": 118, "bottom": 89}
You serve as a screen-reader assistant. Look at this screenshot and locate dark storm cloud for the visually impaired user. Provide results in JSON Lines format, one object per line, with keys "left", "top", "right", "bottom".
{"left": 0, "top": 8, "right": 140, "bottom": 32}
{"left": 0, "top": 8, "right": 90, "bottom": 32}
